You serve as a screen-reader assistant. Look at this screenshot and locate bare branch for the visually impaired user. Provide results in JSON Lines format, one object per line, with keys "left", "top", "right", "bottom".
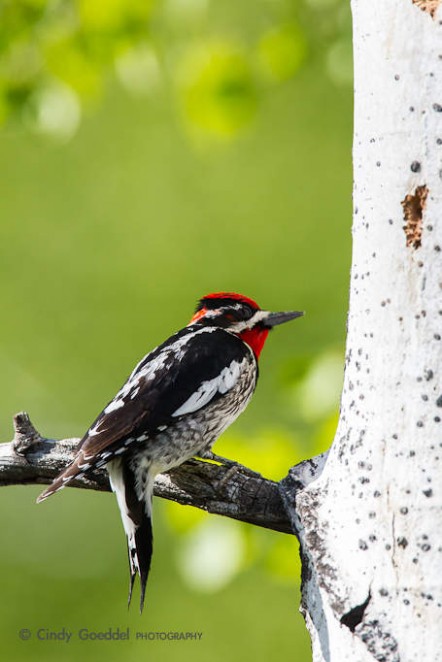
{"left": 0, "top": 412, "right": 296, "bottom": 535}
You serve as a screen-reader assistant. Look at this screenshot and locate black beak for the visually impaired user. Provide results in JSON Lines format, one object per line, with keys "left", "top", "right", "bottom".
{"left": 262, "top": 310, "right": 304, "bottom": 328}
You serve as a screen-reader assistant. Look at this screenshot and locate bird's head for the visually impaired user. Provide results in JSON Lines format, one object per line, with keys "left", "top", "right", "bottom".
{"left": 189, "top": 292, "right": 303, "bottom": 358}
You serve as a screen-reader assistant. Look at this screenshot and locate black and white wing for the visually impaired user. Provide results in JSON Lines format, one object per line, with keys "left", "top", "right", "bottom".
{"left": 37, "top": 325, "right": 255, "bottom": 502}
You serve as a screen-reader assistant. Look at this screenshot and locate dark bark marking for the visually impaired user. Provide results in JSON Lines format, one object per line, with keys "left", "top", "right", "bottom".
{"left": 340, "top": 592, "right": 371, "bottom": 632}
{"left": 411, "top": 0, "right": 441, "bottom": 18}
{"left": 401, "top": 185, "right": 428, "bottom": 249}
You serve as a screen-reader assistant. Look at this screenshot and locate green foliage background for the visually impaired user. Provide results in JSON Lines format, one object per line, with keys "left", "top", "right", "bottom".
{"left": 0, "top": 1, "right": 352, "bottom": 660}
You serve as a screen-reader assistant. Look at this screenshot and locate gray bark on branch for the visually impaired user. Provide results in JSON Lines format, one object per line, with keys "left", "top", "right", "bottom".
{"left": 0, "top": 412, "right": 325, "bottom": 536}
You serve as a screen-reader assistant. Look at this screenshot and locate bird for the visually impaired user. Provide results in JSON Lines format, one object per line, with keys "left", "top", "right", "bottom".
{"left": 37, "top": 292, "right": 303, "bottom": 612}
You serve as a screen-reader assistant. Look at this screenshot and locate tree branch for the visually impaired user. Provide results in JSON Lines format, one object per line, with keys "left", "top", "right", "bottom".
{"left": 0, "top": 412, "right": 308, "bottom": 536}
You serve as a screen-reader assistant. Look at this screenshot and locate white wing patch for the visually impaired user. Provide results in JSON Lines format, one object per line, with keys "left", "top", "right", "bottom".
{"left": 104, "top": 398, "right": 125, "bottom": 414}
{"left": 172, "top": 359, "right": 242, "bottom": 417}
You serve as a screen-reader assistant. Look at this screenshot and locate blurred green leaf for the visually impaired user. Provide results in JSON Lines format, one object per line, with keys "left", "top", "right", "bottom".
{"left": 258, "top": 23, "right": 307, "bottom": 83}
{"left": 176, "top": 517, "right": 246, "bottom": 592}
{"left": 177, "top": 40, "right": 258, "bottom": 139}
{"left": 76, "top": 0, "right": 153, "bottom": 32}
{"left": 0, "top": 0, "right": 352, "bottom": 137}
{"left": 25, "top": 81, "right": 81, "bottom": 140}
{"left": 312, "top": 411, "right": 340, "bottom": 455}
{"left": 288, "top": 348, "right": 344, "bottom": 422}
{"left": 327, "top": 37, "right": 353, "bottom": 86}
{"left": 115, "top": 43, "right": 161, "bottom": 95}
{"left": 165, "top": 498, "right": 209, "bottom": 534}
{"left": 265, "top": 531, "right": 301, "bottom": 582}
{"left": 44, "top": 37, "right": 103, "bottom": 99}
{"left": 216, "top": 428, "right": 305, "bottom": 480}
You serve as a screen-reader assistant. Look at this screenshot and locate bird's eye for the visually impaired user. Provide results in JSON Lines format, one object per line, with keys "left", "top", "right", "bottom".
{"left": 237, "top": 304, "right": 254, "bottom": 320}
{"left": 224, "top": 305, "right": 254, "bottom": 322}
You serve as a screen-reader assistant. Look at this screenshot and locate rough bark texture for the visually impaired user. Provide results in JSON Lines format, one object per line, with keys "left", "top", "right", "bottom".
{"left": 280, "top": 2, "right": 442, "bottom": 660}
{"left": 0, "top": 412, "right": 295, "bottom": 535}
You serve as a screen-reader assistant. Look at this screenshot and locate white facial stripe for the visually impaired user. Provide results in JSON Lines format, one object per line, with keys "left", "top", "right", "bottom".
{"left": 198, "top": 310, "right": 219, "bottom": 319}
{"left": 172, "top": 359, "right": 243, "bottom": 417}
{"left": 227, "top": 310, "right": 269, "bottom": 334}
{"left": 191, "top": 306, "right": 268, "bottom": 334}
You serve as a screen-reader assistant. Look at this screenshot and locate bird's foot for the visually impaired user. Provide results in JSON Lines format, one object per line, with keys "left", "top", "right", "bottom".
{"left": 197, "top": 450, "right": 263, "bottom": 479}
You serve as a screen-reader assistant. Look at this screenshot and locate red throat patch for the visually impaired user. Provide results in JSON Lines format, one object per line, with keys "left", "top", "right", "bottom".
{"left": 239, "top": 327, "right": 269, "bottom": 359}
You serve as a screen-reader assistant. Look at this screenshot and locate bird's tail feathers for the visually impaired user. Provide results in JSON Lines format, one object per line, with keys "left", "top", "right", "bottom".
{"left": 108, "top": 458, "right": 154, "bottom": 613}
{"left": 36, "top": 455, "right": 85, "bottom": 503}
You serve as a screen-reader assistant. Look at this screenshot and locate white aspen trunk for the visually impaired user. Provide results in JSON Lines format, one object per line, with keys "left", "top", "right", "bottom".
{"left": 281, "top": 2, "right": 442, "bottom": 660}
